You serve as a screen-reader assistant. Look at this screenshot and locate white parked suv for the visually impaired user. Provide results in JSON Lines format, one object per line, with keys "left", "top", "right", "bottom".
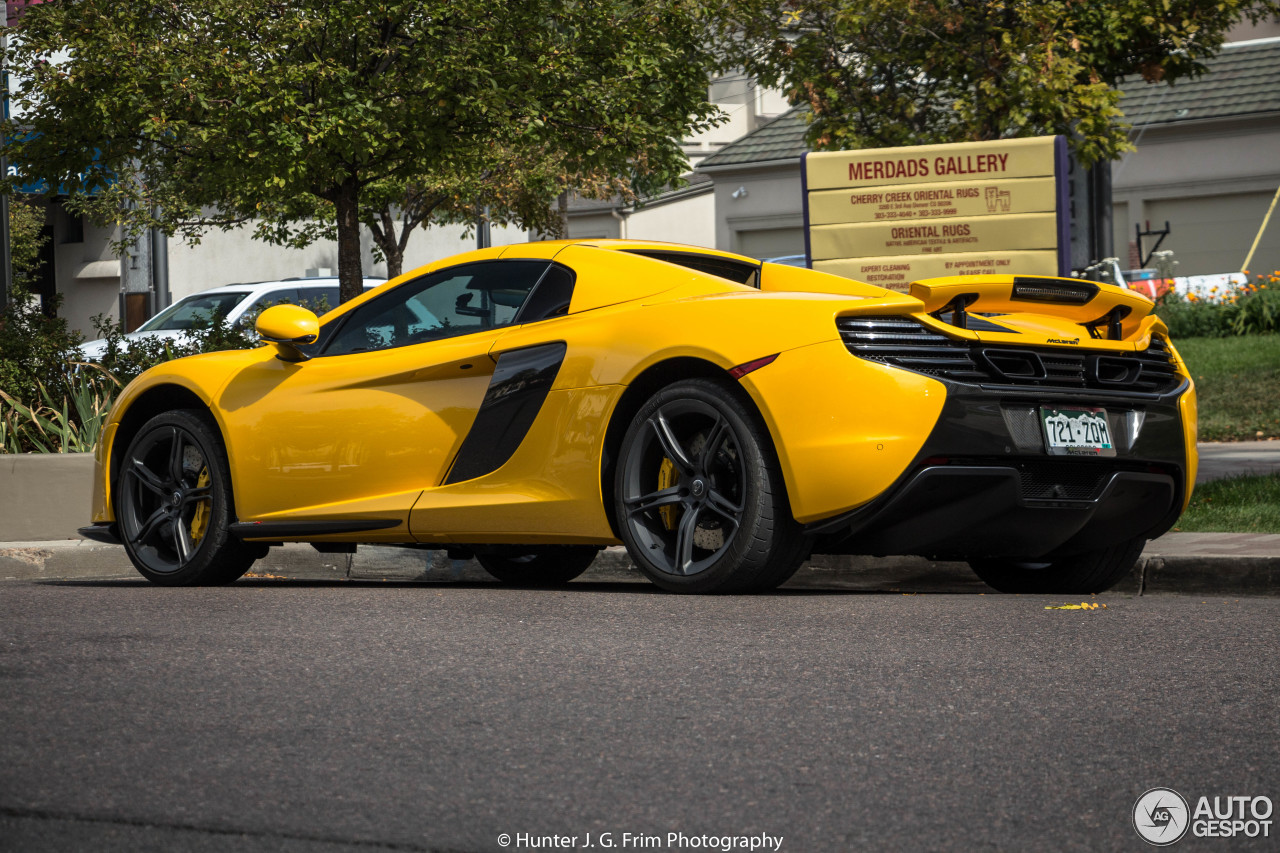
{"left": 78, "top": 277, "right": 386, "bottom": 360}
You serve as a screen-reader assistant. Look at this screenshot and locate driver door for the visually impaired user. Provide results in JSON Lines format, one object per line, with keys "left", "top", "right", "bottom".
{"left": 215, "top": 259, "right": 554, "bottom": 531}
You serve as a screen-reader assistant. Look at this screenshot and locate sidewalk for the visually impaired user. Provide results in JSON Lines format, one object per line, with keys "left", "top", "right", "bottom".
{"left": 1196, "top": 440, "right": 1280, "bottom": 483}
{"left": 3, "top": 534, "right": 1277, "bottom": 596}
{"left": 3, "top": 442, "right": 1276, "bottom": 594}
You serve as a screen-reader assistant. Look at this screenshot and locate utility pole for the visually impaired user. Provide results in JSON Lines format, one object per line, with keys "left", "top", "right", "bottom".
{"left": 0, "top": 22, "right": 12, "bottom": 318}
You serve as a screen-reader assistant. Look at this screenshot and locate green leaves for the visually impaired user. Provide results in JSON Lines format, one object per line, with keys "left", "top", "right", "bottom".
{"left": 712, "top": 0, "right": 1279, "bottom": 166}
{"left": 4, "top": 0, "right": 720, "bottom": 300}
{"left": 0, "top": 365, "right": 119, "bottom": 454}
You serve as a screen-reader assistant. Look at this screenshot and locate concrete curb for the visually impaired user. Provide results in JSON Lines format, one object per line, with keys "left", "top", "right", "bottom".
{"left": 4, "top": 538, "right": 1277, "bottom": 596}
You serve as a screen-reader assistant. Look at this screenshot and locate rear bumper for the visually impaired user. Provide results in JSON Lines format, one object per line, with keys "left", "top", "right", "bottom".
{"left": 810, "top": 379, "right": 1193, "bottom": 560}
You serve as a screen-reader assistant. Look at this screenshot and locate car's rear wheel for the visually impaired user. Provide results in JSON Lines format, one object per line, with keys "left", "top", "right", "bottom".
{"left": 475, "top": 546, "right": 599, "bottom": 585}
{"left": 116, "top": 410, "right": 257, "bottom": 586}
{"left": 614, "top": 378, "right": 806, "bottom": 593}
{"left": 967, "top": 536, "right": 1146, "bottom": 594}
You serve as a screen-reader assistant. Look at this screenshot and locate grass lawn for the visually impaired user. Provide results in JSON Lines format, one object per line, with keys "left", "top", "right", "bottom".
{"left": 1175, "top": 473, "right": 1280, "bottom": 534}
{"left": 1173, "top": 336, "right": 1280, "bottom": 441}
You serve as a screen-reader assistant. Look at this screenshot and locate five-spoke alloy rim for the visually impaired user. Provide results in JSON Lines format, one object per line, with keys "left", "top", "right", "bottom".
{"left": 119, "top": 425, "right": 213, "bottom": 573}
{"left": 621, "top": 399, "right": 747, "bottom": 576}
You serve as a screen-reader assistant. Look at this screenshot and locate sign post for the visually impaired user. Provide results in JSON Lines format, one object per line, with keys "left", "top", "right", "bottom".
{"left": 802, "top": 136, "right": 1069, "bottom": 291}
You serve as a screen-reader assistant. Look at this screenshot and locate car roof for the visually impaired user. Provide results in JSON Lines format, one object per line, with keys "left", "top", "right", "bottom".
{"left": 176, "top": 278, "right": 387, "bottom": 297}
{"left": 562, "top": 239, "right": 759, "bottom": 265}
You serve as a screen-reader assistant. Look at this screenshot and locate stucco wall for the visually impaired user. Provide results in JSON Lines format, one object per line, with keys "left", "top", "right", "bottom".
{"left": 709, "top": 163, "right": 805, "bottom": 258}
{"left": 55, "top": 218, "right": 124, "bottom": 337}
{"left": 57, "top": 220, "right": 532, "bottom": 336}
{"left": 627, "top": 192, "right": 716, "bottom": 248}
{"left": 165, "top": 221, "right": 530, "bottom": 304}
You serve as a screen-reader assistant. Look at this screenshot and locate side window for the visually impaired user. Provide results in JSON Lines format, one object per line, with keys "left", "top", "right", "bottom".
{"left": 623, "top": 249, "right": 761, "bottom": 287}
{"left": 322, "top": 261, "right": 550, "bottom": 356}
{"left": 514, "top": 263, "right": 576, "bottom": 323}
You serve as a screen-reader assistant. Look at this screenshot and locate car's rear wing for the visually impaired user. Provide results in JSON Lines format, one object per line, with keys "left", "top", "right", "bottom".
{"left": 909, "top": 274, "right": 1157, "bottom": 342}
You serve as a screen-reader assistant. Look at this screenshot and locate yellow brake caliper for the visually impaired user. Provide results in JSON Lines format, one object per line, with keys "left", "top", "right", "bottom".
{"left": 190, "top": 467, "right": 211, "bottom": 543}
{"left": 657, "top": 457, "right": 679, "bottom": 530}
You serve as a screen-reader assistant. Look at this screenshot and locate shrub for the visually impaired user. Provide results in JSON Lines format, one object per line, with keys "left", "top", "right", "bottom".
{"left": 0, "top": 363, "right": 120, "bottom": 453}
{"left": 1155, "top": 272, "right": 1280, "bottom": 338}
{"left": 1230, "top": 277, "right": 1280, "bottom": 335}
{"left": 0, "top": 202, "right": 86, "bottom": 410}
{"left": 88, "top": 311, "right": 259, "bottom": 388}
{"left": 2, "top": 294, "right": 257, "bottom": 452}
{"left": 0, "top": 286, "right": 85, "bottom": 412}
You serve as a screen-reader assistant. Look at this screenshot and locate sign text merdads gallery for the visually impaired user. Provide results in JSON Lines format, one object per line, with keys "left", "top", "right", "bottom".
{"left": 802, "top": 137, "right": 1069, "bottom": 290}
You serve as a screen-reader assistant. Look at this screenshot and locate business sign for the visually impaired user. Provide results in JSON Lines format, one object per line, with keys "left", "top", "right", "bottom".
{"left": 802, "top": 136, "right": 1069, "bottom": 291}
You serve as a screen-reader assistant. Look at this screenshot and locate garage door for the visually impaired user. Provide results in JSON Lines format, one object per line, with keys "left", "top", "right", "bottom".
{"left": 1147, "top": 191, "right": 1280, "bottom": 277}
{"left": 734, "top": 227, "right": 805, "bottom": 260}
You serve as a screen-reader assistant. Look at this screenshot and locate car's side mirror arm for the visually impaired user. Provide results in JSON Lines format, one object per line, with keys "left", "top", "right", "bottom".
{"left": 255, "top": 304, "right": 320, "bottom": 363}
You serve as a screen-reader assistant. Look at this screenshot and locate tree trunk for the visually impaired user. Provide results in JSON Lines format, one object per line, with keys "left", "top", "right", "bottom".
{"left": 335, "top": 178, "right": 365, "bottom": 304}
{"left": 383, "top": 243, "right": 404, "bottom": 280}
{"left": 370, "top": 207, "right": 406, "bottom": 281}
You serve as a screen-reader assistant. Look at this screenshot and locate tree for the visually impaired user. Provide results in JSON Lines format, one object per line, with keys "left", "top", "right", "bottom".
{"left": 4, "top": 0, "right": 720, "bottom": 303}
{"left": 712, "top": 0, "right": 1280, "bottom": 165}
{"left": 0, "top": 199, "right": 85, "bottom": 410}
{"left": 7, "top": 198, "right": 46, "bottom": 293}
{"left": 360, "top": 145, "right": 629, "bottom": 279}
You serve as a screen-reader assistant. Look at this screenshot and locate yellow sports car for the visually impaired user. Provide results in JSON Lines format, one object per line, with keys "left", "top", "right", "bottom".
{"left": 79, "top": 240, "right": 1197, "bottom": 594}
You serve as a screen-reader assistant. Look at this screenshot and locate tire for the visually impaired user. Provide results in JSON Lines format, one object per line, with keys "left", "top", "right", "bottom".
{"left": 613, "top": 378, "right": 807, "bottom": 594}
{"left": 115, "top": 409, "right": 258, "bottom": 586}
{"left": 476, "top": 546, "right": 599, "bottom": 585}
{"left": 968, "top": 536, "right": 1146, "bottom": 594}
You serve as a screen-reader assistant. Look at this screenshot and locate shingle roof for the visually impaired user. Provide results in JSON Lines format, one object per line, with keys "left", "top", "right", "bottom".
{"left": 694, "top": 107, "right": 810, "bottom": 170}
{"left": 1119, "top": 37, "right": 1280, "bottom": 126}
{"left": 694, "top": 38, "right": 1280, "bottom": 171}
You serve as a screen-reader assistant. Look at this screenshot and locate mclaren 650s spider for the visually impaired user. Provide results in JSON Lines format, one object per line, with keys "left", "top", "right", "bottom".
{"left": 80, "top": 240, "right": 1197, "bottom": 594}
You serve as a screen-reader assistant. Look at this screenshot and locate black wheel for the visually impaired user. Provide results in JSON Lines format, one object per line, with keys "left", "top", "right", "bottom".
{"left": 968, "top": 536, "right": 1146, "bottom": 594}
{"left": 475, "top": 546, "right": 599, "bottom": 585}
{"left": 614, "top": 378, "right": 806, "bottom": 593}
{"left": 116, "top": 409, "right": 257, "bottom": 586}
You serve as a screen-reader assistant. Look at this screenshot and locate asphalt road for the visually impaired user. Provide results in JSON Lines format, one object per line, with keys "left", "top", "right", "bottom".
{"left": 2, "top": 579, "right": 1277, "bottom": 852}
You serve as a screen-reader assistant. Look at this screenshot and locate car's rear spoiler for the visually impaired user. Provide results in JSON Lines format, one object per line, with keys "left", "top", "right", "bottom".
{"left": 909, "top": 274, "right": 1156, "bottom": 341}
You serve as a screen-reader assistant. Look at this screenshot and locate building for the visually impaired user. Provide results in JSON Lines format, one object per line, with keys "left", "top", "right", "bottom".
{"left": 1111, "top": 37, "right": 1280, "bottom": 277}
{"left": 12, "top": 31, "right": 1279, "bottom": 337}
{"left": 689, "top": 38, "right": 1280, "bottom": 281}
{"left": 562, "top": 71, "right": 789, "bottom": 245}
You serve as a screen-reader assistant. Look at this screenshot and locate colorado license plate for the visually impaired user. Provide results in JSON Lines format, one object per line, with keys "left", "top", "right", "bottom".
{"left": 1040, "top": 406, "right": 1115, "bottom": 457}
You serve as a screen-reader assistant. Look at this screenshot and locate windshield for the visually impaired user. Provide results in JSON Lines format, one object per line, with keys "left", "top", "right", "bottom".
{"left": 136, "top": 292, "right": 248, "bottom": 331}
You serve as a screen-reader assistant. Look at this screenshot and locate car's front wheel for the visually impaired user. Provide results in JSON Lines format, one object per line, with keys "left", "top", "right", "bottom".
{"left": 967, "top": 536, "right": 1146, "bottom": 594}
{"left": 614, "top": 378, "right": 806, "bottom": 593}
{"left": 475, "top": 546, "right": 599, "bottom": 585}
{"left": 116, "top": 410, "right": 258, "bottom": 586}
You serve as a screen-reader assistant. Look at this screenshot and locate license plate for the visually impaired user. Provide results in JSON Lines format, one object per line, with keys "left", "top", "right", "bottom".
{"left": 1039, "top": 406, "right": 1115, "bottom": 457}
